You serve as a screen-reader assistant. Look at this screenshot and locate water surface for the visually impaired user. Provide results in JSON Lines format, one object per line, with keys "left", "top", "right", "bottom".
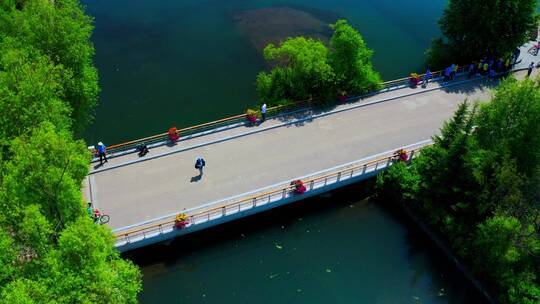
{"left": 129, "top": 185, "right": 486, "bottom": 303}
{"left": 82, "top": 0, "right": 445, "bottom": 144}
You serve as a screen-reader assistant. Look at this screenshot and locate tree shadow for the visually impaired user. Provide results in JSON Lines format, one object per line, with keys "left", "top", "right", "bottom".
{"left": 440, "top": 76, "right": 500, "bottom": 95}
{"left": 274, "top": 102, "right": 344, "bottom": 128}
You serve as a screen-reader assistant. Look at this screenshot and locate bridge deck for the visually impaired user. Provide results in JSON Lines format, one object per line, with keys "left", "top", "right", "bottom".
{"left": 83, "top": 69, "right": 533, "bottom": 233}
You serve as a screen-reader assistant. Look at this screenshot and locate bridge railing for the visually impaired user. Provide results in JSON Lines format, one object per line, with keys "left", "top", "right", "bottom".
{"left": 114, "top": 141, "right": 432, "bottom": 246}
{"left": 93, "top": 67, "right": 459, "bottom": 162}
{"left": 95, "top": 99, "right": 313, "bottom": 160}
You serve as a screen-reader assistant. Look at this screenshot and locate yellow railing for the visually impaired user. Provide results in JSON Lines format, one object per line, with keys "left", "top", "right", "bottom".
{"left": 114, "top": 142, "right": 432, "bottom": 245}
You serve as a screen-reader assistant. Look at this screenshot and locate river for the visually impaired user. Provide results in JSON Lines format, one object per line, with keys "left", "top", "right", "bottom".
{"left": 82, "top": 1, "right": 487, "bottom": 302}
{"left": 82, "top": 0, "right": 445, "bottom": 145}
{"left": 127, "top": 184, "right": 486, "bottom": 303}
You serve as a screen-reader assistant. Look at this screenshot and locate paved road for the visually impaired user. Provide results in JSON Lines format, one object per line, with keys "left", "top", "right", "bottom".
{"left": 83, "top": 67, "right": 536, "bottom": 232}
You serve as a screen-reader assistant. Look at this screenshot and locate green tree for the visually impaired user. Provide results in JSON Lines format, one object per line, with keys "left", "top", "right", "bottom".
{"left": 0, "top": 122, "right": 89, "bottom": 232}
{"left": 0, "top": 230, "right": 16, "bottom": 286}
{"left": 474, "top": 215, "right": 540, "bottom": 303}
{"left": 256, "top": 37, "right": 335, "bottom": 104}
{"left": 475, "top": 77, "right": 540, "bottom": 177}
{"left": 329, "top": 20, "right": 381, "bottom": 95}
{"left": 256, "top": 20, "right": 380, "bottom": 105}
{"left": 0, "top": 39, "right": 71, "bottom": 146}
{"left": 0, "top": 218, "right": 142, "bottom": 303}
{"left": 428, "top": 0, "right": 538, "bottom": 67}
{"left": 0, "top": 0, "right": 99, "bottom": 131}
{"left": 0, "top": 0, "right": 142, "bottom": 302}
{"left": 376, "top": 75, "right": 540, "bottom": 303}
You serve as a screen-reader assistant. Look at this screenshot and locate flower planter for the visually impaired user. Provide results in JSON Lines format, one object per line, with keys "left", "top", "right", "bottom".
{"left": 409, "top": 73, "right": 420, "bottom": 88}
{"left": 246, "top": 109, "right": 259, "bottom": 124}
{"left": 247, "top": 115, "right": 257, "bottom": 123}
{"left": 168, "top": 127, "right": 180, "bottom": 143}
{"left": 290, "top": 179, "right": 306, "bottom": 194}
{"left": 175, "top": 213, "right": 188, "bottom": 229}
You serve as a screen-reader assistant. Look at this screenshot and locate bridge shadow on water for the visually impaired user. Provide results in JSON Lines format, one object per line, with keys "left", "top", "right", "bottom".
{"left": 126, "top": 177, "right": 488, "bottom": 304}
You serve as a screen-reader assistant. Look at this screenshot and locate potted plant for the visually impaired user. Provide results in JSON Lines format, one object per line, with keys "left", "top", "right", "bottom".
{"left": 290, "top": 179, "right": 306, "bottom": 194}
{"left": 409, "top": 73, "right": 420, "bottom": 87}
{"left": 246, "top": 109, "right": 258, "bottom": 124}
{"left": 394, "top": 149, "right": 409, "bottom": 162}
{"left": 175, "top": 213, "right": 189, "bottom": 229}
{"left": 338, "top": 91, "right": 348, "bottom": 103}
{"left": 168, "top": 127, "right": 180, "bottom": 143}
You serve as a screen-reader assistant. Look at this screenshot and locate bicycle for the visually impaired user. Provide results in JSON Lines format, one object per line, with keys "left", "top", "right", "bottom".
{"left": 93, "top": 213, "right": 110, "bottom": 224}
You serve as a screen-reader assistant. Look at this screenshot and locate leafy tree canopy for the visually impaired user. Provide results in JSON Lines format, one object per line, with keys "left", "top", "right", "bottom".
{"left": 330, "top": 20, "right": 381, "bottom": 95}
{"left": 428, "top": 0, "right": 538, "bottom": 67}
{"left": 377, "top": 76, "right": 540, "bottom": 303}
{"left": 0, "top": 0, "right": 99, "bottom": 131}
{"left": 0, "top": 39, "right": 72, "bottom": 146}
{"left": 0, "top": 122, "right": 89, "bottom": 232}
{"left": 256, "top": 20, "right": 381, "bottom": 106}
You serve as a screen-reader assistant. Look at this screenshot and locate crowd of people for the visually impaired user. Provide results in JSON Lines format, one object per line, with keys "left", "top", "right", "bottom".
{"left": 418, "top": 47, "right": 531, "bottom": 88}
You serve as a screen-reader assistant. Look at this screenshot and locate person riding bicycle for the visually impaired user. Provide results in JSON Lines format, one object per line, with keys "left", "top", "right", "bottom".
{"left": 86, "top": 203, "right": 101, "bottom": 223}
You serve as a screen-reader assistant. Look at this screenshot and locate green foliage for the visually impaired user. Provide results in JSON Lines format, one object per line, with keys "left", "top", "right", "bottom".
{"left": 0, "top": 39, "right": 72, "bottom": 146}
{"left": 0, "top": 123, "right": 89, "bottom": 232}
{"left": 256, "top": 20, "right": 380, "bottom": 106}
{"left": 256, "top": 37, "right": 335, "bottom": 103}
{"left": 0, "top": 279, "right": 48, "bottom": 304}
{"left": 0, "top": 230, "right": 16, "bottom": 286}
{"left": 0, "top": 218, "right": 142, "bottom": 303}
{"left": 376, "top": 76, "right": 540, "bottom": 303}
{"left": 428, "top": 0, "right": 538, "bottom": 66}
{"left": 425, "top": 38, "right": 454, "bottom": 70}
{"left": 0, "top": 1, "right": 142, "bottom": 302}
{"left": 0, "top": 0, "right": 99, "bottom": 131}
{"left": 375, "top": 161, "right": 418, "bottom": 203}
{"left": 329, "top": 20, "right": 381, "bottom": 95}
{"left": 49, "top": 218, "right": 141, "bottom": 303}
{"left": 475, "top": 77, "right": 540, "bottom": 177}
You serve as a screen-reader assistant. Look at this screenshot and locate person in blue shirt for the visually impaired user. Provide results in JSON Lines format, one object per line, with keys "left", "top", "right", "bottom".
{"left": 443, "top": 66, "right": 452, "bottom": 83}
{"left": 423, "top": 69, "right": 432, "bottom": 87}
{"left": 195, "top": 157, "right": 206, "bottom": 177}
{"left": 98, "top": 141, "right": 108, "bottom": 165}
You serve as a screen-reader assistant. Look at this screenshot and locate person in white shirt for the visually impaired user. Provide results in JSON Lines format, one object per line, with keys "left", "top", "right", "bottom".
{"left": 261, "top": 103, "right": 267, "bottom": 122}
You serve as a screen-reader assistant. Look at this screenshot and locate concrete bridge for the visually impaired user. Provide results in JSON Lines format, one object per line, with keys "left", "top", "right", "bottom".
{"left": 83, "top": 48, "right": 536, "bottom": 252}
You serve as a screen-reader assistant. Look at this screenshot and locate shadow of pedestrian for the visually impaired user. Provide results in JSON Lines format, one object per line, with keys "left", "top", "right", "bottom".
{"left": 190, "top": 175, "right": 202, "bottom": 183}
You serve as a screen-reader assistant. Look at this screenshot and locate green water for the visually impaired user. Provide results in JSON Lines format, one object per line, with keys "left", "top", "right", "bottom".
{"left": 82, "top": 0, "right": 445, "bottom": 145}
{"left": 128, "top": 185, "right": 486, "bottom": 303}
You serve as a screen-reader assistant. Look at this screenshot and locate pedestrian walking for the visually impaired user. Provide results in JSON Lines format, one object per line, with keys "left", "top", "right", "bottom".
{"left": 527, "top": 62, "right": 534, "bottom": 77}
{"left": 443, "top": 66, "right": 451, "bottom": 83}
{"left": 423, "top": 69, "right": 432, "bottom": 87}
{"left": 97, "top": 142, "right": 107, "bottom": 165}
{"left": 488, "top": 69, "right": 496, "bottom": 80}
{"left": 512, "top": 48, "right": 521, "bottom": 64}
{"left": 467, "top": 62, "right": 476, "bottom": 79}
{"left": 260, "top": 103, "right": 267, "bottom": 122}
{"left": 195, "top": 156, "right": 206, "bottom": 177}
{"left": 449, "top": 64, "right": 456, "bottom": 80}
